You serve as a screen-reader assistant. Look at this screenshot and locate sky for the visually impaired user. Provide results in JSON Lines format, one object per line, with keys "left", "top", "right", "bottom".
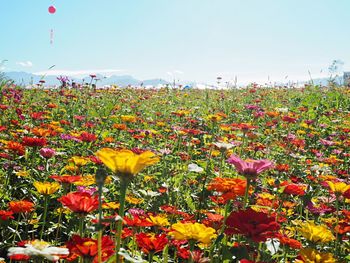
{"left": 1, "top": 0, "right": 350, "bottom": 84}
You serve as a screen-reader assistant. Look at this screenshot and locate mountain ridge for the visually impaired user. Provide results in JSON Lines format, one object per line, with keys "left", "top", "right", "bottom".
{"left": 2, "top": 71, "right": 170, "bottom": 87}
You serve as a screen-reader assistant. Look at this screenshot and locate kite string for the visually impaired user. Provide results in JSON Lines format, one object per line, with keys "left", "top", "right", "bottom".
{"left": 50, "top": 29, "right": 54, "bottom": 45}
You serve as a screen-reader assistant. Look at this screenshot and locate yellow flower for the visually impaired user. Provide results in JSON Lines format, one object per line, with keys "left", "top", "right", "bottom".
{"left": 70, "top": 156, "right": 90, "bottom": 166}
{"left": 95, "top": 148, "right": 160, "bottom": 178}
{"left": 15, "top": 170, "right": 30, "bottom": 177}
{"left": 74, "top": 174, "right": 96, "bottom": 186}
{"left": 156, "top": 121, "right": 166, "bottom": 127}
{"left": 169, "top": 222, "right": 217, "bottom": 244}
{"left": 147, "top": 214, "right": 170, "bottom": 227}
{"left": 143, "top": 175, "right": 155, "bottom": 182}
{"left": 120, "top": 115, "right": 137, "bottom": 123}
{"left": 297, "top": 221, "right": 335, "bottom": 243}
{"left": 258, "top": 193, "right": 275, "bottom": 200}
{"left": 33, "top": 181, "right": 60, "bottom": 195}
{"left": 327, "top": 181, "right": 350, "bottom": 194}
{"left": 125, "top": 196, "right": 144, "bottom": 205}
{"left": 295, "top": 248, "right": 336, "bottom": 263}
{"left": 211, "top": 150, "right": 221, "bottom": 157}
{"left": 207, "top": 114, "right": 223, "bottom": 122}
{"left": 102, "top": 201, "right": 120, "bottom": 210}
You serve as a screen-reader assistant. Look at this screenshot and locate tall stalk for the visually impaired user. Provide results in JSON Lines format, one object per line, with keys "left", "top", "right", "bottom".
{"left": 116, "top": 178, "right": 130, "bottom": 263}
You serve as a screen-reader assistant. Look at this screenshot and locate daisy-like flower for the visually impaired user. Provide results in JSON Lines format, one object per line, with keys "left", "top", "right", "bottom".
{"left": 8, "top": 240, "right": 69, "bottom": 262}
{"left": 188, "top": 163, "right": 204, "bottom": 173}
{"left": 295, "top": 248, "right": 336, "bottom": 263}
{"left": 227, "top": 155, "right": 273, "bottom": 179}
{"left": 297, "top": 221, "right": 335, "bottom": 243}
{"left": 169, "top": 222, "right": 217, "bottom": 244}
{"left": 327, "top": 181, "right": 350, "bottom": 195}
{"left": 33, "top": 181, "right": 60, "bottom": 195}
{"left": 58, "top": 192, "right": 98, "bottom": 215}
{"left": 95, "top": 148, "right": 159, "bottom": 179}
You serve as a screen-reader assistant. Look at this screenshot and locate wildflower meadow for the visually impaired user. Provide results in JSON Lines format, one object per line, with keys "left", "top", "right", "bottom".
{"left": 1, "top": 78, "right": 350, "bottom": 263}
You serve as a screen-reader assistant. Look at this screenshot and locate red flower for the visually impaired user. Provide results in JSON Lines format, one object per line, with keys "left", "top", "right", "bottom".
{"left": 0, "top": 210, "right": 14, "bottom": 220}
{"left": 22, "top": 137, "right": 47, "bottom": 147}
{"left": 282, "top": 115, "right": 297, "bottom": 123}
{"left": 8, "top": 200, "right": 35, "bottom": 214}
{"left": 50, "top": 175, "right": 82, "bottom": 184}
{"left": 66, "top": 235, "right": 114, "bottom": 263}
{"left": 343, "top": 188, "right": 350, "bottom": 199}
{"left": 58, "top": 192, "right": 98, "bottom": 214}
{"left": 136, "top": 233, "right": 168, "bottom": 254}
{"left": 123, "top": 215, "right": 154, "bottom": 227}
{"left": 79, "top": 132, "right": 97, "bottom": 142}
{"left": 8, "top": 254, "right": 31, "bottom": 261}
{"left": 281, "top": 182, "right": 306, "bottom": 196}
{"left": 225, "top": 209, "right": 280, "bottom": 242}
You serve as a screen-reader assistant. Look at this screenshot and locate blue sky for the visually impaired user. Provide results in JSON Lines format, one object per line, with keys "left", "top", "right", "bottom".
{"left": 1, "top": 0, "right": 350, "bottom": 84}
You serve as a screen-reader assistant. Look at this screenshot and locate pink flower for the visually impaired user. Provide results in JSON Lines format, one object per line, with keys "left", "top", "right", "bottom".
{"left": 227, "top": 155, "right": 273, "bottom": 179}
{"left": 39, "top": 148, "right": 56, "bottom": 159}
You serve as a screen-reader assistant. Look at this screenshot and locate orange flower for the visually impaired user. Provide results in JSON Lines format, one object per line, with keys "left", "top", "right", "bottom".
{"left": 8, "top": 200, "right": 35, "bottom": 213}
{"left": 7, "top": 141, "right": 25, "bottom": 156}
{"left": 207, "top": 177, "right": 246, "bottom": 196}
{"left": 113, "top": 123, "right": 127, "bottom": 130}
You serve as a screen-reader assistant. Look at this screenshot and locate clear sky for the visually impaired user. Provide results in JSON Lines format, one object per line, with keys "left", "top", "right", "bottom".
{"left": 1, "top": 0, "right": 350, "bottom": 84}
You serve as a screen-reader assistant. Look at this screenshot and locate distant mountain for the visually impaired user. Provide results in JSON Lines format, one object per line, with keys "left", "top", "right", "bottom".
{"left": 2, "top": 71, "right": 169, "bottom": 87}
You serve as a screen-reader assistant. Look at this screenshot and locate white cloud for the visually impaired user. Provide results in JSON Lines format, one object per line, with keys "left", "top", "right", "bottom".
{"left": 16, "top": 61, "right": 33, "bottom": 67}
{"left": 34, "top": 69, "right": 125, "bottom": 78}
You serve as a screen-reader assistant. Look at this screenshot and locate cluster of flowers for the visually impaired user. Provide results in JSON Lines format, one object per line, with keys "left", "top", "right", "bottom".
{"left": 1, "top": 83, "right": 350, "bottom": 262}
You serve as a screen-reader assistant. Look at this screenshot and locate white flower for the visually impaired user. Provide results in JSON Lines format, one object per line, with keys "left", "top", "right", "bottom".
{"left": 118, "top": 248, "right": 147, "bottom": 263}
{"left": 8, "top": 240, "right": 69, "bottom": 262}
{"left": 139, "top": 189, "right": 161, "bottom": 197}
{"left": 213, "top": 142, "right": 234, "bottom": 150}
{"left": 275, "top": 107, "right": 289, "bottom": 113}
{"left": 188, "top": 163, "right": 204, "bottom": 173}
{"left": 265, "top": 238, "right": 280, "bottom": 255}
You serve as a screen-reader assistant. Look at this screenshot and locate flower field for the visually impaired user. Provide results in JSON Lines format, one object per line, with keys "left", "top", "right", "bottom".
{"left": 1, "top": 80, "right": 350, "bottom": 262}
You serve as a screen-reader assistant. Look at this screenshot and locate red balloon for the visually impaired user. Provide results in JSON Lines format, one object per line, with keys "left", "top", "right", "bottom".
{"left": 48, "top": 5, "right": 56, "bottom": 14}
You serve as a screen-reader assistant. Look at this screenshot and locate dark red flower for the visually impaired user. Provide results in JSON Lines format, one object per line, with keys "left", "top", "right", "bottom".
{"left": 225, "top": 209, "right": 280, "bottom": 242}
{"left": 22, "top": 137, "right": 47, "bottom": 147}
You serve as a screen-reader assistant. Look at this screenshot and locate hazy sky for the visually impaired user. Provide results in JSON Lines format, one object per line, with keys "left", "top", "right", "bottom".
{"left": 1, "top": 0, "right": 349, "bottom": 84}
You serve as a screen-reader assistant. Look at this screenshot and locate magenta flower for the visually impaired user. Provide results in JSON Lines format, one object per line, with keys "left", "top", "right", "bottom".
{"left": 227, "top": 155, "right": 273, "bottom": 179}
{"left": 39, "top": 148, "right": 56, "bottom": 159}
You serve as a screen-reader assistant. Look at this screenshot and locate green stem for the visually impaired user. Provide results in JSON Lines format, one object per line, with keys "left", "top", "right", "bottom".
{"left": 40, "top": 195, "right": 49, "bottom": 240}
{"left": 244, "top": 179, "right": 251, "bottom": 208}
{"left": 79, "top": 216, "right": 84, "bottom": 237}
{"left": 116, "top": 178, "right": 130, "bottom": 263}
{"left": 148, "top": 251, "right": 154, "bottom": 263}
{"left": 55, "top": 208, "right": 63, "bottom": 241}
